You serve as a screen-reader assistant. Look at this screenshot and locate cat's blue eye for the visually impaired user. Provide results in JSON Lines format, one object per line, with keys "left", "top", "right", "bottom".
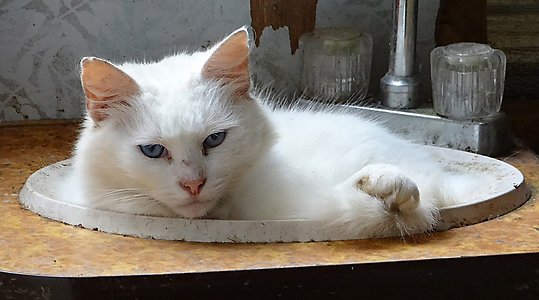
{"left": 139, "top": 144, "right": 166, "bottom": 158}
{"left": 203, "top": 131, "right": 226, "bottom": 150}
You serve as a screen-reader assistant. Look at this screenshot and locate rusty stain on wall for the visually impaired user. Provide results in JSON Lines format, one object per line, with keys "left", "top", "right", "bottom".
{"left": 250, "top": 0, "right": 318, "bottom": 54}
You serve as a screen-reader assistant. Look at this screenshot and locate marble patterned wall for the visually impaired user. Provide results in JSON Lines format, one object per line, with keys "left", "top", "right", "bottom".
{"left": 0, "top": 0, "right": 438, "bottom": 121}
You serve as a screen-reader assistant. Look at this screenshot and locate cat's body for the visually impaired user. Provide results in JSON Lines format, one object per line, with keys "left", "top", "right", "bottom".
{"left": 67, "top": 27, "right": 493, "bottom": 238}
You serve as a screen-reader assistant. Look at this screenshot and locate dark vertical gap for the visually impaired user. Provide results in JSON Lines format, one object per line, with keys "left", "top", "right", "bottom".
{"left": 435, "top": 0, "right": 487, "bottom": 46}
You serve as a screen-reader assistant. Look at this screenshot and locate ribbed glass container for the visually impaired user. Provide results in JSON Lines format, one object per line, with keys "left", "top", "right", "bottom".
{"left": 300, "top": 28, "right": 373, "bottom": 103}
{"left": 430, "top": 43, "right": 506, "bottom": 119}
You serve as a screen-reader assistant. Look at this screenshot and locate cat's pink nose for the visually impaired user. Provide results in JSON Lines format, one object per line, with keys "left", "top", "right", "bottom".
{"left": 179, "top": 178, "right": 207, "bottom": 196}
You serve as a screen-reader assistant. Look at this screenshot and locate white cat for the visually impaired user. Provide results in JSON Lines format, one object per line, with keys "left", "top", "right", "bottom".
{"left": 67, "top": 27, "right": 490, "bottom": 238}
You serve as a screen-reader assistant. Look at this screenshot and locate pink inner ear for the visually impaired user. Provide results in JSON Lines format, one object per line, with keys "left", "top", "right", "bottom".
{"left": 81, "top": 58, "right": 139, "bottom": 122}
{"left": 202, "top": 29, "right": 251, "bottom": 96}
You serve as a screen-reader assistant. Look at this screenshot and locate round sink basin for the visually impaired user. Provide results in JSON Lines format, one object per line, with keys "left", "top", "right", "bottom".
{"left": 19, "top": 146, "right": 531, "bottom": 243}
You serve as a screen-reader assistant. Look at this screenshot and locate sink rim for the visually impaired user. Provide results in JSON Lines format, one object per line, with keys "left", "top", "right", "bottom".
{"left": 19, "top": 146, "right": 531, "bottom": 243}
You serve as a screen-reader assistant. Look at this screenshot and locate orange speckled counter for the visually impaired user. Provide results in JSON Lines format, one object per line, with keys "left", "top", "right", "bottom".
{"left": 1, "top": 121, "right": 538, "bottom": 298}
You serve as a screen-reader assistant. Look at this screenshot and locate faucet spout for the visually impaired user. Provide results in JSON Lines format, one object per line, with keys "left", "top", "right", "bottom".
{"left": 380, "top": 0, "right": 420, "bottom": 108}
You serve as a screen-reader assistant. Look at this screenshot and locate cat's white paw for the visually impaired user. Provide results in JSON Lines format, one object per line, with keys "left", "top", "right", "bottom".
{"left": 351, "top": 164, "right": 420, "bottom": 213}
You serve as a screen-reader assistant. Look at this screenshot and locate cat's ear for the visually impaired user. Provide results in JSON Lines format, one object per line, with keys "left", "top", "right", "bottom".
{"left": 80, "top": 57, "right": 140, "bottom": 122}
{"left": 202, "top": 27, "right": 251, "bottom": 97}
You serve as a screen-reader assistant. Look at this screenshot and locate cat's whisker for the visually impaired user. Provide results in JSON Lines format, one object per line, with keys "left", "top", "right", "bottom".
{"left": 90, "top": 189, "right": 154, "bottom": 206}
{"left": 91, "top": 188, "right": 150, "bottom": 200}
{"left": 92, "top": 195, "right": 150, "bottom": 207}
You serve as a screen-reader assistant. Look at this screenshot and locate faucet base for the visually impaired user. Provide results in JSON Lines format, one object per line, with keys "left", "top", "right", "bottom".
{"left": 380, "top": 73, "right": 421, "bottom": 108}
{"left": 350, "top": 104, "right": 513, "bottom": 157}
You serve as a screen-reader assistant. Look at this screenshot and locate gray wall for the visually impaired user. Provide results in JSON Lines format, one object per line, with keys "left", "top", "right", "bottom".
{"left": 0, "top": 0, "right": 438, "bottom": 121}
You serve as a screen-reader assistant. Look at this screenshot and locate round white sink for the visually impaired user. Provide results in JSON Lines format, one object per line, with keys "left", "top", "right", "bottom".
{"left": 19, "top": 146, "right": 531, "bottom": 243}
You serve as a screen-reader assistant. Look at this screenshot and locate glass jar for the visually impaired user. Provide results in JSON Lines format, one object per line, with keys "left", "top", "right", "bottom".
{"left": 431, "top": 42, "right": 506, "bottom": 119}
{"left": 300, "top": 28, "right": 373, "bottom": 103}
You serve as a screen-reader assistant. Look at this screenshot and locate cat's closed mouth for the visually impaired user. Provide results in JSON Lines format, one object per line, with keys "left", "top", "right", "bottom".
{"left": 178, "top": 197, "right": 213, "bottom": 212}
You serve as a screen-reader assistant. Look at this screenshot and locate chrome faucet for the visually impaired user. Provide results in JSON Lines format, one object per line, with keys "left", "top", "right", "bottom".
{"left": 380, "top": 0, "right": 420, "bottom": 108}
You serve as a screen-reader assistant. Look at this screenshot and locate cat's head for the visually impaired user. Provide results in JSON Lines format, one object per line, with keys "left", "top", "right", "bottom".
{"left": 76, "top": 27, "right": 274, "bottom": 218}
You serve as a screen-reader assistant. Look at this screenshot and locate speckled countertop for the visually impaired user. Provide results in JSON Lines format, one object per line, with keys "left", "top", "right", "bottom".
{"left": 1, "top": 121, "right": 538, "bottom": 278}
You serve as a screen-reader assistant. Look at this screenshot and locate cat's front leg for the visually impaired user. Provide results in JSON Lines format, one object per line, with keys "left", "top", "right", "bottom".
{"left": 348, "top": 164, "right": 420, "bottom": 213}
{"left": 327, "top": 163, "right": 436, "bottom": 238}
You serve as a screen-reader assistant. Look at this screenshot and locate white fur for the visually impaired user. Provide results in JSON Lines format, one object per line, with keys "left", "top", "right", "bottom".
{"left": 67, "top": 31, "right": 495, "bottom": 239}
